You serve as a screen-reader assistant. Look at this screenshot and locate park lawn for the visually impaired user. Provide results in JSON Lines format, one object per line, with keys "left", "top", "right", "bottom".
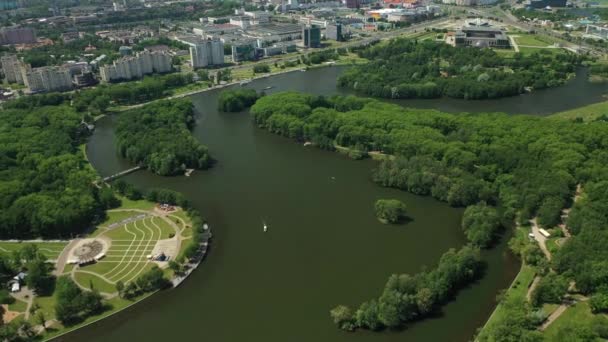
{"left": 550, "top": 100, "right": 608, "bottom": 122}
{"left": 62, "top": 263, "right": 75, "bottom": 275}
{"left": 8, "top": 298, "right": 28, "bottom": 313}
{"left": 34, "top": 295, "right": 57, "bottom": 321}
{"left": 168, "top": 213, "right": 188, "bottom": 231}
{"left": 118, "top": 197, "right": 155, "bottom": 211}
{"left": 102, "top": 218, "right": 150, "bottom": 240}
{"left": 493, "top": 48, "right": 517, "bottom": 57}
{"left": 542, "top": 303, "right": 560, "bottom": 317}
{"left": 151, "top": 217, "right": 177, "bottom": 239}
{"left": 0, "top": 241, "right": 67, "bottom": 260}
{"left": 78, "top": 260, "right": 124, "bottom": 276}
{"left": 543, "top": 302, "right": 595, "bottom": 340}
{"left": 478, "top": 264, "right": 536, "bottom": 336}
{"left": 513, "top": 34, "right": 557, "bottom": 47}
{"left": 518, "top": 46, "right": 566, "bottom": 55}
{"left": 41, "top": 291, "right": 157, "bottom": 340}
{"left": 98, "top": 210, "right": 142, "bottom": 227}
{"left": 73, "top": 271, "right": 117, "bottom": 294}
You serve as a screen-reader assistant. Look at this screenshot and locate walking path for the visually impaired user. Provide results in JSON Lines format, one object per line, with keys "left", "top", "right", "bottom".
{"left": 540, "top": 304, "right": 569, "bottom": 331}
{"left": 54, "top": 238, "right": 81, "bottom": 276}
{"left": 10, "top": 286, "right": 34, "bottom": 320}
{"left": 526, "top": 276, "right": 542, "bottom": 302}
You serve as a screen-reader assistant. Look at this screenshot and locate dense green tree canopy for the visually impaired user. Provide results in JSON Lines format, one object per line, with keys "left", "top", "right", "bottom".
{"left": 462, "top": 202, "right": 501, "bottom": 248}
{"left": 0, "top": 104, "right": 105, "bottom": 238}
{"left": 333, "top": 246, "right": 483, "bottom": 331}
{"left": 217, "top": 89, "right": 260, "bottom": 112}
{"left": 338, "top": 39, "right": 582, "bottom": 100}
{"left": 116, "top": 99, "right": 211, "bottom": 176}
{"left": 374, "top": 199, "right": 407, "bottom": 224}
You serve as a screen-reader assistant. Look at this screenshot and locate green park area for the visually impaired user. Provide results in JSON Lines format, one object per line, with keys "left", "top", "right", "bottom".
{"left": 550, "top": 100, "right": 608, "bottom": 122}
{"left": 0, "top": 196, "right": 202, "bottom": 340}
{"left": 513, "top": 34, "right": 559, "bottom": 47}
{"left": 0, "top": 242, "right": 68, "bottom": 261}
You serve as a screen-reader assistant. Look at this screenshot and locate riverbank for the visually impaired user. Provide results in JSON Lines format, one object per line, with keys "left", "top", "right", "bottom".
{"left": 549, "top": 99, "right": 608, "bottom": 122}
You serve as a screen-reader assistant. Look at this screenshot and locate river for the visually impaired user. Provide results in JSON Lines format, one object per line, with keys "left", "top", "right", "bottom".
{"left": 70, "top": 66, "right": 604, "bottom": 342}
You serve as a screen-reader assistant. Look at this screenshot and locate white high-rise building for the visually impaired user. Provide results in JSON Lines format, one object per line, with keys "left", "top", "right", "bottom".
{"left": 177, "top": 36, "right": 224, "bottom": 69}
{"left": 22, "top": 66, "right": 72, "bottom": 93}
{"left": 100, "top": 50, "right": 172, "bottom": 82}
{"left": 1, "top": 54, "right": 24, "bottom": 84}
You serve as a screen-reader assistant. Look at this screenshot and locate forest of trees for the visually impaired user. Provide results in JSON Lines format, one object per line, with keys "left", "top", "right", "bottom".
{"left": 331, "top": 246, "right": 483, "bottom": 331}
{"left": 0, "top": 103, "right": 107, "bottom": 238}
{"left": 115, "top": 99, "right": 211, "bottom": 176}
{"left": 251, "top": 92, "right": 608, "bottom": 331}
{"left": 337, "top": 39, "right": 582, "bottom": 100}
{"left": 4, "top": 72, "right": 196, "bottom": 117}
{"left": 217, "top": 88, "right": 260, "bottom": 112}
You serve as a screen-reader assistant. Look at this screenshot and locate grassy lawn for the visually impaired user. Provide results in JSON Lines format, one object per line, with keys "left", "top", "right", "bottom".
{"left": 98, "top": 210, "right": 142, "bottom": 227}
{"left": 8, "top": 298, "right": 28, "bottom": 313}
{"left": 118, "top": 197, "right": 156, "bottom": 211}
{"left": 150, "top": 217, "right": 177, "bottom": 239}
{"left": 518, "top": 47, "right": 566, "bottom": 55}
{"left": 0, "top": 241, "right": 67, "bottom": 260}
{"left": 493, "top": 48, "right": 517, "bottom": 57}
{"left": 40, "top": 291, "right": 157, "bottom": 340}
{"left": 542, "top": 303, "right": 560, "bottom": 317}
{"left": 478, "top": 263, "right": 536, "bottom": 336}
{"left": 543, "top": 302, "right": 595, "bottom": 340}
{"left": 73, "top": 271, "right": 117, "bottom": 294}
{"left": 513, "top": 34, "right": 558, "bottom": 47}
{"left": 550, "top": 100, "right": 608, "bottom": 122}
{"left": 33, "top": 295, "right": 57, "bottom": 321}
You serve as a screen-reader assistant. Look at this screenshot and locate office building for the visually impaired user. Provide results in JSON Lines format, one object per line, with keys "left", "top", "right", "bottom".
{"left": 176, "top": 36, "right": 224, "bottom": 69}
{"left": 302, "top": 25, "right": 321, "bottom": 48}
{"left": 1, "top": 54, "right": 24, "bottom": 84}
{"left": 23, "top": 66, "right": 73, "bottom": 93}
{"left": 451, "top": 25, "right": 510, "bottom": 49}
{"left": 231, "top": 41, "right": 257, "bottom": 62}
{"left": 326, "top": 23, "right": 343, "bottom": 41}
{"left": 586, "top": 25, "right": 608, "bottom": 40}
{"left": 344, "top": 0, "right": 360, "bottom": 8}
{"left": 0, "top": 27, "right": 36, "bottom": 45}
{"left": 528, "top": 0, "right": 567, "bottom": 8}
{"left": 100, "top": 50, "right": 172, "bottom": 82}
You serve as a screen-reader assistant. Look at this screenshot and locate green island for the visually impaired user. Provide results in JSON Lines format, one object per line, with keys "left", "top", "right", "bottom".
{"left": 116, "top": 99, "right": 211, "bottom": 176}
{"left": 374, "top": 199, "right": 408, "bottom": 224}
{"left": 337, "top": 39, "right": 583, "bottom": 99}
{"left": 0, "top": 98, "right": 210, "bottom": 339}
{"left": 250, "top": 91, "right": 608, "bottom": 338}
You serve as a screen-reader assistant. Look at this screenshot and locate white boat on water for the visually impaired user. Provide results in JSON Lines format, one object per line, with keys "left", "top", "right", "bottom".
{"left": 263, "top": 223, "right": 268, "bottom": 232}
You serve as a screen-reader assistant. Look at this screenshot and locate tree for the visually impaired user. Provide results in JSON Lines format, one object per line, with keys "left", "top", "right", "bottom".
{"left": 116, "top": 280, "right": 125, "bottom": 298}
{"left": 253, "top": 63, "right": 270, "bottom": 74}
{"left": 462, "top": 202, "right": 501, "bottom": 248}
{"left": 55, "top": 276, "right": 103, "bottom": 325}
{"left": 330, "top": 305, "right": 355, "bottom": 331}
{"left": 35, "top": 311, "right": 46, "bottom": 331}
{"left": 590, "top": 293, "right": 608, "bottom": 313}
{"left": 531, "top": 273, "right": 568, "bottom": 306}
{"left": 374, "top": 199, "right": 407, "bottom": 224}
{"left": 25, "top": 258, "right": 54, "bottom": 295}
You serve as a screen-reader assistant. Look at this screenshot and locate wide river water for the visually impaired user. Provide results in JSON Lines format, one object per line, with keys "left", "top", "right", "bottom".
{"left": 70, "top": 66, "right": 606, "bottom": 342}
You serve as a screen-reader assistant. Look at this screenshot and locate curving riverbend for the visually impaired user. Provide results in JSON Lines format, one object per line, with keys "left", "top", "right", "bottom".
{"left": 66, "top": 66, "right": 605, "bottom": 342}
